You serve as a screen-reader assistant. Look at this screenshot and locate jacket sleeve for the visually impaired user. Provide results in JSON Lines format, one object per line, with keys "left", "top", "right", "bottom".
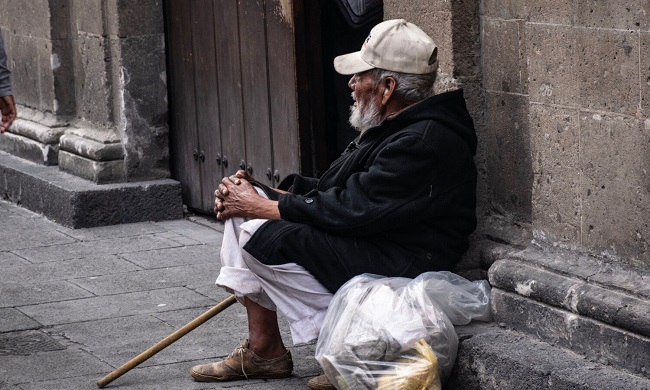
{"left": 0, "top": 32, "right": 12, "bottom": 97}
{"left": 277, "top": 131, "right": 438, "bottom": 235}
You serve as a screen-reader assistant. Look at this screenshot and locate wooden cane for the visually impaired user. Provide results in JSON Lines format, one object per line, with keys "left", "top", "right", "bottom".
{"left": 96, "top": 294, "right": 237, "bottom": 388}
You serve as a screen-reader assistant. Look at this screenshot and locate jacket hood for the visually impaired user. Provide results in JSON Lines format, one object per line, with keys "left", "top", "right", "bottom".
{"left": 385, "top": 89, "right": 477, "bottom": 155}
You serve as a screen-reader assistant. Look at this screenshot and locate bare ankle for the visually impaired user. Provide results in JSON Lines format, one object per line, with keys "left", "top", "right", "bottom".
{"left": 248, "top": 339, "right": 286, "bottom": 360}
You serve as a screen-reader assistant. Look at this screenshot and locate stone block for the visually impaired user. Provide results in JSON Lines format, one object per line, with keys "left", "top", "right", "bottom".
{"left": 527, "top": 25, "right": 639, "bottom": 116}
{"left": 525, "top": 24, "right": 580, "bottom": 107}
{"left": 482, "top": 19, "right": 525, "bottom": 94}
{"left": 0, "top": 280, "right": 93, "bottom": 308}
{"left": 575, "top": 0, "right": 650, "bottom": 30}
{"left": 18, "top": 287, "right": 215, "bottom": 325}
{"left": 4, "top": 32, "right": 57, "bottom": 113}
{"left": 115, "top": 34, "right": 171, "bottom": 180}
{"left": 3, "top": 1, "right": 51, "bottom": 39}
{"left": 58, "top": 150, "right": 126, "bottom": 183}
{"left": 0, "top": 308, "right": 41, "bottom": 333}
{"left": 580, "top": 114, "right": 649, "bottom": 265}
{"left": 10, "top": 118, "right": 65, "bottom": 145}
{"left": 6, "top": 34, "right": 42, "bottom": 109}
{"left": 449, "top": 324, "right": 650, "bottom": 390}
{"left": 111, "top": 0, "right": 165, "bottom": 37}
{"left": 50, "top": 37, "right": 77, "bottom": 117}
{"left": 59, "top": 134, "right": 124, "bottom": 161}
{"left": 119, "top": 244, "right": 220, "bottom": 269}
{"left": 36, "top": 39, "right": 56, "bottom": 113}
{"left": 576, "top": 284, "right": 650, "bottom": 337}
{"left": 576, "top": 28, "right": 639, "bottom": 115}
{"left": 74, "top": 34, "right": 112, "bottom": 126}
{"left": 450, "top": 0, "right": 481, "bottom": 80}
{"left": 485, "top": 92, "right": 533, "bottom": 221}
{"left": 489, "top": 259, "right": 650, "bottom": 337}
{"left": 14, "top": 234, "right": 182, "bottom": 264}
{"left": 155, "top": 217, "right": 224, "bottom": 245}
{"left": 0, "top": 226, "right": 75, "bottom": 252}
{"left": 568, "top": 315, "right": 650, "bottom": 377}
{"left": 529, "top": 104, "right": 581, "bottom": 243}
{"left": 48, "top": 0, "right": 73, "bottom": 40}
{"left": 116, "top": 35, "right": 167, "bottom": 124}
{"left": 526, "top": 0, "right": 575, "bottom": 25}
{"left": 492, "top": 288, "right": 572, "bottom": 346}
{"left": 46, "top": 312, "right": 242, "bottom": 368}
{"left": 482, "top": 0, "right": 526, "bottom": 20}
{"left": 3, "top": 255, "right": 141, "bottom": 285}
{"left": 72, "top": 0, "right": 103, "bottom": 35}
{"left": 0, "top": 132, "right": 59, "bottom": 165}
{"left": 1, "top": 151, "right": 183, "bottom": 228}
{"left": 489, "top": 260, "right": 579, "bottom": 310}
{"left": 62, "top": 221, "right": 166, "bottom": 241}
{"left": 71, "top": 262, "right": 216, "bottom": 295}
{"left": 0, "top": 252, "right": 29, "bottom": 268}
{"left": 118, "top": 182, "right": 184, "bottom": 223}
{"left": 491, "top": 289, "right": 650, "bottom": 379}
{"left": 0, "top": 0, "right": 8, "bottom": 26}
{"left": 0, "top": 348, "right": 111, "bottom": 385}
{"left": 504, "top": 246, "right": 650, "bottom": 299}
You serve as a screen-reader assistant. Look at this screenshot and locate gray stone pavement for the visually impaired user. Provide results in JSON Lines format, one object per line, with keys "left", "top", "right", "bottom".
{"left": 0, "top": 199, "right": 321, "bottom": 389}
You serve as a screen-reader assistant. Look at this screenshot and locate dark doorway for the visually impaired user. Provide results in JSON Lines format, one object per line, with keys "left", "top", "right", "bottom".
{"left": 164, "top": 0, "right": 375, "bottom": 213}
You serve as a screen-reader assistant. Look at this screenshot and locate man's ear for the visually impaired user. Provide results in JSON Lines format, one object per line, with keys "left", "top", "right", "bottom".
{"left": 381, "top": 77, "right": 397, "bottom": 105}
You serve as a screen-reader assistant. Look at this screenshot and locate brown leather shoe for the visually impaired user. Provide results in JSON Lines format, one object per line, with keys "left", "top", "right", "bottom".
{"left": 307, "top": 373, "right": 336, "bottom": 390}
{"left": 190, "top": 340, "right": 293, "bottom": 382}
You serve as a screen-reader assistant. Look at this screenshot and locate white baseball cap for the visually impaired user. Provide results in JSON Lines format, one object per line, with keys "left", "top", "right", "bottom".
{"left": 334, "top": 19, "right": 439, "bottom": 75}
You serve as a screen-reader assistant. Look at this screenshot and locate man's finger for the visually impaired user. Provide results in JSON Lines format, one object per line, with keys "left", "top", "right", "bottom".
{"left": 218, "top": 184, "right": 229, "bottom": 197}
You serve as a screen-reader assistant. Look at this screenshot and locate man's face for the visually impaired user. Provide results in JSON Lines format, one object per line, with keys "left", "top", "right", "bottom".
{"left": 348, "top": 71, "right": 383, "bottom": 133}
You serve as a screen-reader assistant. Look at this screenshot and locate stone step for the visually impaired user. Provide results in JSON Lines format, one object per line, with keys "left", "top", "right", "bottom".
{"left": 485, "top": 248, "right": 650, "bottom": 380}
{"left": 0, "top": 151, "right": 183, "bottom": 228}
{"left": 449, "top": 323, "right": 650, "bottom": 390}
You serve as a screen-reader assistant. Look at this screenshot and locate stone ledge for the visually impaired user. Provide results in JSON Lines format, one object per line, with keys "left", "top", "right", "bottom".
{"left": 489, "top": 259, "right": 650, "bottom": 338}
{"left": 491, "top": 289, "right": 650, "bottom": 379}
{"left": 499, "top": 246, "right": 650, "bottom": 299}
{"left": 448, "top": 323, "right": 650, "bottom": 390}
{"left": 0, "top": 132, "right": 59, "bottom": 166}
{"left": 59, "top": 134, "right": 125, "bottom": 161}
{"left": 0, "top": 151, "right": 183, "bottom": 228}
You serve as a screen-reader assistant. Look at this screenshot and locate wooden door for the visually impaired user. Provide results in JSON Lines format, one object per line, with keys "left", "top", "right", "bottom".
{"left": 165, "top": 0, "right": 325, "bottom": 213}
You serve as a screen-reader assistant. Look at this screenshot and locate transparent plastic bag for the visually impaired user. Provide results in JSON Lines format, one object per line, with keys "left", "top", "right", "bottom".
{"left": 315, "top": 271, "right": 491, "bottom": 390}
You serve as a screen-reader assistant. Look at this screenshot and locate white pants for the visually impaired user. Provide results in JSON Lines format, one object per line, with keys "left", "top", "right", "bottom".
{"left": 216, "top": 216, "right": 333, "bottom": 345}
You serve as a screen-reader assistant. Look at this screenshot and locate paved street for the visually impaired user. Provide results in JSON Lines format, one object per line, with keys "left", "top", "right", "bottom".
{"left": 0, "top": 199, "right": 320, "bottom": 389}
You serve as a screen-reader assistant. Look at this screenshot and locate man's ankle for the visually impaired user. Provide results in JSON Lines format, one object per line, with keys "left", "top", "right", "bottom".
{"left": 247, "top": 339, "right": 287, "bottom": 360}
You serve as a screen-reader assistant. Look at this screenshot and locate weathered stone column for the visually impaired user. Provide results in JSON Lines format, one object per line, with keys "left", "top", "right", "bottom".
{"left": 0, "top": 0, "right": 170, "bottom": 184}
{"left": 57, "top": 0, "right": 169, "bottom": 183}
{"left": 0, "top": 0, "right": 182, "bottom": 228}
{"left": 0, "top": 1, "right": 71, "bottom": 165}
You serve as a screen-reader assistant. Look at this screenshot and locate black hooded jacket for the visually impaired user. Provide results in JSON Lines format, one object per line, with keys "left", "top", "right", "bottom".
{"left": 244, "top": 89, "right": 477, "bottom": 293}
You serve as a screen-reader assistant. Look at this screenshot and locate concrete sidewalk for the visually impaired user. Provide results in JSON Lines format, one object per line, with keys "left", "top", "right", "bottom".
{"left": 0, "top": 199, "right": 321, "bottom": 389}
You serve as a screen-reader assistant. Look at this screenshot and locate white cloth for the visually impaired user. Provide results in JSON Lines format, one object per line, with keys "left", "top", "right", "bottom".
{"left": 216, "top": 216, "right": 333, "bottom": 345}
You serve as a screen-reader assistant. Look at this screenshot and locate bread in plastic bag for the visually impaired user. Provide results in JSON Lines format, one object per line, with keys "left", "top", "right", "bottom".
{"left": 315, "top": 271, "right": 491, "bottom": 390}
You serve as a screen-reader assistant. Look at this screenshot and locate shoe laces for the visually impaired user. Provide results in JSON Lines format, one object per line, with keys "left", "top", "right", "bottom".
{"left": 230, "top": 340, "right": 249, "bottom": 379}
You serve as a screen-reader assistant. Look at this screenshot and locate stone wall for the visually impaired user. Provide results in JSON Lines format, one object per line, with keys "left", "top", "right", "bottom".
{"left": 386, "top": 0, "right": 650, "bottom": 270}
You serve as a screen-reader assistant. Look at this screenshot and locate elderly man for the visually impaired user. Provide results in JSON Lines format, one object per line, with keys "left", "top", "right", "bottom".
{"left": 190, "top": 19, "right": 477, "bottom": 389}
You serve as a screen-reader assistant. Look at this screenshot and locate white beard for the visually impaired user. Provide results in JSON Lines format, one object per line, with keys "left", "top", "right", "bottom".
{"left": 349, "top": 93, "right": 382, "bottom": 133}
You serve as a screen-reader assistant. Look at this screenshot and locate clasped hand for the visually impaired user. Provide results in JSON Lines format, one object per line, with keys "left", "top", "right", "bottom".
{"left": 214, "top": 170, "right": 257, "bottom": 221}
